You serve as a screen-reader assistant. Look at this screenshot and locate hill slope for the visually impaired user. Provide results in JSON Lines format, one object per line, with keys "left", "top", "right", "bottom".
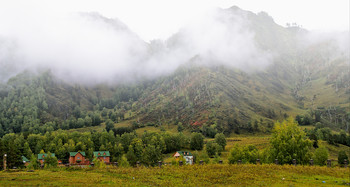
{"left": 0, "top": 6, "right": 348, "bottom": 135}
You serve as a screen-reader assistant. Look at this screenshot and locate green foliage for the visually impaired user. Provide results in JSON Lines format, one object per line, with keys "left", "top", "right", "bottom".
{"left": 27, "top": 154, "right": 40, "bottom": 170}
{"left": 118, "top": 155, "right": 130, "bottom": 168}
{"left": 197, "top": 151, "right": 210, "bottom": 164}
{"left": 44, "top": 152, "right": 58, "bottom": 168}
{"left": 212, "top": 154, "right": 223, "bottom": 164}
{"left": 105, "top": 119, "right": 114, "bottom": 132}
{"left": 338, "top": 150, "right": 348, "bottom": 165}
{"left": 190, "top": 132, "right": 204, "bottom": 150}
{"left": 313, "top": 146, "right": 329, "bottom": 166}
{"left": 201, "top": 124, "right": 217, "bottom": 138}
{"left": 269, "top": 118, "right": 312, "bottom": 165}
{"left": 214, "top": 133, "right": 226, "bottom": 150}
{"left": 206, "top": 141, "right": 223, "bottom": 157}
{"left": 93, "top": 158, "right": 107, "bottom": 169}
{"left": 228, "top": 144, "right": 259, "bottom": 164}
{"left": 295, "top": 114, "right": 312, "bottom": 126}
{"left": 177, "top": 122, "right": 184, "bottom": 132}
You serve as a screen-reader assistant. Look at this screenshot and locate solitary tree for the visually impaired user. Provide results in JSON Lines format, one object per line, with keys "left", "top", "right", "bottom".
{"left": 313, "top": 146, "right": 328, "bottom": 166}
{"left": 215, "top": 133, "right": 227, "bottom": 150}
{"left": 190, "top": 132, "right": 204, "bottom": 150}
{"left": 338, "top": 150, "right": 349, "bottom": 166}
{"left": 269, "top": 118, "right": 312, "bottom": 165}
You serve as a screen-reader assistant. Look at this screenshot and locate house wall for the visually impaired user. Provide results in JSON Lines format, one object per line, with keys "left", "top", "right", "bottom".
{"left": 97, "top": 156, "right": 110, "bottom": 163}
{"left": 184, "top": 156, "right": 193, "bottom": 165}
{"left": 69, "top": 153, "right": 87, "bottom": 165}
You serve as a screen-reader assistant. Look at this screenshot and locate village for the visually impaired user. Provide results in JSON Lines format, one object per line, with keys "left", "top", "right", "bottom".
{"left": 18, "top": 150, "right": 194, "bottom": 168}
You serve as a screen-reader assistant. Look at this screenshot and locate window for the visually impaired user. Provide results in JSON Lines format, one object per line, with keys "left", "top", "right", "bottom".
{"left": 77, "top": 157, "right": 80, "bottom": 159}
{"left": 104, "top": 157, "right": 106, "bottom": 159}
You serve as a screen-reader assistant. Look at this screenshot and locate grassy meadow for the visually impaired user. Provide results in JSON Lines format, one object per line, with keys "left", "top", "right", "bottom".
{"left": 0, "top": 164, "right": 349, "bottom": 186}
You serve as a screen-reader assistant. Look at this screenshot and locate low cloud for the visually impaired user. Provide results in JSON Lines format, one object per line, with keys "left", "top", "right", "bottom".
{"left": 2, "top": 6, "right": 346, "bottom": 85}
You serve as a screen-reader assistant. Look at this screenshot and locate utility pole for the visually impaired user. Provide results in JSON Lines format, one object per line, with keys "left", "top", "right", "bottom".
{"left": 3, "top": 154, "right": 7, "bottom": 170}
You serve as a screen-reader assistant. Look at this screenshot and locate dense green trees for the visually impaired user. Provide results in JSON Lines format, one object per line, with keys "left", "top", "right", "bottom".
{"left": 0, "top": 130, "right": 192, "bottom": 168}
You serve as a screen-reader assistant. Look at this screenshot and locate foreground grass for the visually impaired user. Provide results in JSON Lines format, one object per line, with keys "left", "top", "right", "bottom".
{"left": 0, "top": 164, "right": 349, "bottom": 186}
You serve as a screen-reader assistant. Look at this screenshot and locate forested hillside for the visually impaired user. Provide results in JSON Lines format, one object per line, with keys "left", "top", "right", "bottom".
{"left": 0, "top": 6, "right": 348, "bottom": 137}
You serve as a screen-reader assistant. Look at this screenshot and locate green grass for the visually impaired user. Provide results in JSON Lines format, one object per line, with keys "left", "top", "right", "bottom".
{"left": 0, "top": 165, "right": 348, "bottom": 186}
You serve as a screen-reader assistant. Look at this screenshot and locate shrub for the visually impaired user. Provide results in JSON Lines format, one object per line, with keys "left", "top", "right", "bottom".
{"left": 118, "top": 155, "right": 130, "bottom": 168}
{"left": 269, "top": 118, "right": 312, "bottom": 165}
{"left": 190, "top": 132, "right": 204, "bottom": 150}
{"left": 338, "top": 150, "right": 348, "bottom": 166}
{"left": 228, "top": 144, "right": 259, "bottom": 164}
{"left": 313, "top": 146, "right": 328, "bottom": 166}
{"left": 27, "top": 154, "right": 40, "bottom": 170}
{"left": 215, "top": 133, "right": 227, "bottom": 150}
{"left": 206, "top": 141, "right": 223, "bottom": 157}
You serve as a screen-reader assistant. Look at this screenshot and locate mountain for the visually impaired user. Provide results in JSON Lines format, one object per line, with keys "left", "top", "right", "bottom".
{"left": 0, "top": 6, "right": 348, "bottom": 136}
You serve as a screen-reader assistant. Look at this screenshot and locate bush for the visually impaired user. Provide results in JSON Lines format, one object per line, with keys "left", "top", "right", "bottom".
{"left": 213, "top": 154, "right": 223, "bottom": 164}
{"left": 27, "top": 154, "right": 40, "bottom": 170}
{"left": 93, "top": 158, "right": 107, "bottom": 169}
{"left": 206, "top": 141, "right": 223, "bottom": 157}
{"left": 215, "top": 133, "right": 227, "bottom": 150}
{"left": 190, "top": 132, "right": 204, "bottom": 150}
{"left": 118, "top": 155, "right": 130, "bottom": 168}
{"left": 269, "top": 118, "right": 312, "bottom": 165}
{"left": 313, "top": 146, "right": 328, "bottom": 166}
{"left": 44, "top": 152, "right": 58, "bottom": 169}
{"left": 338, "top": 150, "right": 348, "bottom": 166}
{"left": 228, "top": 144, "right": 259, "bottom": 164}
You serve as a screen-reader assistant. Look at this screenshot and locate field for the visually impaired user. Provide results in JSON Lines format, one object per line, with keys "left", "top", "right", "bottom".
{"left": 0, "top": 165, "right": 349, "bottom": 186}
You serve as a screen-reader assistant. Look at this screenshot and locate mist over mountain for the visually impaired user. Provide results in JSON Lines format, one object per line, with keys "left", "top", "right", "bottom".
{"left": 0, "top": 6, "right": 347, "bottom": 85}
{"left": 0, "top": 6, "right": 349, "bottom": 136}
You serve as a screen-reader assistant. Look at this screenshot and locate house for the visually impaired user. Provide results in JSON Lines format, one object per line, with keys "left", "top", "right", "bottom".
{"left": 173, "top": 151, "right": 194, "bottom": 165}
{"left": 37, "top": 153, "right": 55, "bottom": 165}
{"left": 22, "top": 156, "right": 30, "bottom": 166}
{"left": 93, "top": 151, "right": 110, "bottom": 163}
{"left": 69, "top": 151, "right": 89, "bottom": 165}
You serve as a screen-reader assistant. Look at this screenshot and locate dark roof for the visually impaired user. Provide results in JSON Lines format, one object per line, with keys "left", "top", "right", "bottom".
{"left": 70, "top": 152, "right": 86, "bottom": 157}
{"left": 177, "top": 151, "right": 193, "bottom": 156}
{"left": 37, "top": 153, "right": 55, "bottom": 160}
{"left": 22, "top": 156, "right": 30, "bottom": 162}
{"left": 93, "top": 151, "right": 110, "bottom": 157}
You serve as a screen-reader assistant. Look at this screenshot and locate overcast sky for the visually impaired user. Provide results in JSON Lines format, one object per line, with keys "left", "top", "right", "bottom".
{"left": 1, "top": 0, "right": 348, "bottom": 41}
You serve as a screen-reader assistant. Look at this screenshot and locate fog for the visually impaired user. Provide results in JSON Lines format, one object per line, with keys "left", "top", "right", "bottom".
{"left": 0, "top": 5, "right": 348, "bottom": 84}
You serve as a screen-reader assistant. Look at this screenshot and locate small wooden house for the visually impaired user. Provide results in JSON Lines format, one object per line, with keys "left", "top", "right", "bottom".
{"left": 22, "top": 156, "right": 30, "bottom": 166}
{"left": 69, "top": 151, "right": 89, "bottom": 165}
{"left": 173, "top": 151, "right": 194, "bottom": 165}
{"left": 37, "top": 153, "right": 56, "bottom": 165}
{"left": 93, "top": 151, "right": 110, "bottom": 163}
